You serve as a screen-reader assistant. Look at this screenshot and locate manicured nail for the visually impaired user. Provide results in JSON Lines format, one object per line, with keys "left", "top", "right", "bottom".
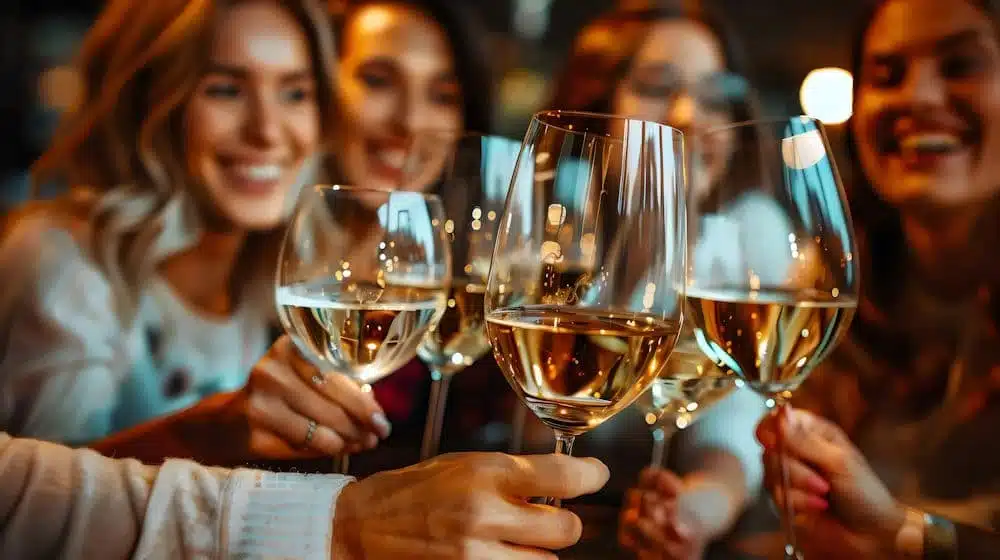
{"left": 372, "top": 412, "right": 392, "bottom": 439}
{"left": 806, "top": 495, "right": 829, "bottom": 511}
{"left": 807, "top": 475, "right": 830, "bottom": 495}
{"left": 674, "top": 522, "right": 692, "bottom": 539}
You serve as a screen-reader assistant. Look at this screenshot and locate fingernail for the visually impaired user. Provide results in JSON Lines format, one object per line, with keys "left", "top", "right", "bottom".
{"left": 365, "top": 433, "right": 378, "bottom": 449}
{"left": 807, "top": 495, "right": 829, "bottom": 511}
{"left": 807, "top": 475, "right": 830, "bottom": 495}
{"left": 674, "top": 522, "right": 692, "bottom": 539}
{"left": 372, "top": 412, "right": 392, "bottom": 439}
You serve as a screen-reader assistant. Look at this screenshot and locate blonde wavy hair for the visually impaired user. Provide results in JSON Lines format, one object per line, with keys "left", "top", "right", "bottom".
{"left": 28, "top": 0, "right": 338, "bottom": 324}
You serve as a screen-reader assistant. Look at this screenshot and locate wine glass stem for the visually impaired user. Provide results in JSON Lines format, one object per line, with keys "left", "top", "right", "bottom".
{"left": 509, "top": 403, "right": 527, "bottom": 454}
{"left": 544, "top": 431, "right": 576, "bottom": 508}
{"left": 334, "top": 382, "right": 372, "bottom": 475}
{"left": 420, "top": 368, "right": 453, "bottom": 460}
{"left": 772, "top": 400, "right": 801, "bottom": 560}
{"left": 650, "top": 424, "right": 677, "bottom": 468}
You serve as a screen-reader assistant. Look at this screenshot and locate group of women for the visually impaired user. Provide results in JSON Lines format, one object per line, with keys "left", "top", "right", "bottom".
{"left": 0, "top": 0, "right": 999, "bottom": 557}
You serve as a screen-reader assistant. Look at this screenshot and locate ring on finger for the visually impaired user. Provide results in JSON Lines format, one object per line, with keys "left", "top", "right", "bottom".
{"left": 303, "top": 418, "right": 318, "bottom": 446}
{"left": 311, "top": 373, "right": 327, "bottom": 387}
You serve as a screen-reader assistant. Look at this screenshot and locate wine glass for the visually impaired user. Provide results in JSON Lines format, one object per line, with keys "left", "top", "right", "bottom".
{"left": 633, "top": 325, "right": 736, "bottom": 467}
{"left": 485, "top": 110, "right": 687, "bottom": 507}
{"left": 276, "top": 185, "right": 451, "bottom": 473}
{"left": 417, "top": 134, "right": 518, "bottom": 460}
{"left": 683, "top": 117, "right": 858, "bottom": 559}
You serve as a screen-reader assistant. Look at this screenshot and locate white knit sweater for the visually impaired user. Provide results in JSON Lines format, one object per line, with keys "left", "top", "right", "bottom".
{"left": 0, "top": 433, "right": 351, "bottom": 559}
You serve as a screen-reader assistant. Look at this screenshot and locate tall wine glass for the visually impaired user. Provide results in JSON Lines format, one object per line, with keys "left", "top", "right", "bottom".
{"left": 633, "top": 325, "right": 736, "bottom": 467}
{"left": 485, "top": 110, "right": 687, "bottom": 507}
{"left": 683, "top": 117, "right": 858, "bottom": 559}
{"left": 276, "top": 185, "right": 451, "bottom": 473}
{"left": 417, "top": 134, "right": 517, "bottom": 460}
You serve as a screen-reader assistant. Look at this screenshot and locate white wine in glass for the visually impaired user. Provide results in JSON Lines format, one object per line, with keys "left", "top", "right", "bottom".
{"left": 276, "top": 185, "right": 451, "bottom": 473}
{"left": 634, "top": 329, "right": 735, "bottom": 467}
{"left": 417, "top": 134, "right": 516, "bottom": 460}
{"left": 683, "top": 117, "right": 858, "bottom": 559}
{"left": 485, "top": 110, "right": 687, "bottom": 507}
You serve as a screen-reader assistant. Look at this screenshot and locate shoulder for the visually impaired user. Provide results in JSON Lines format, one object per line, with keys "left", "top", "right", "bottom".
{"left": 0, "top": 205, "right": 116, "bottom": 324}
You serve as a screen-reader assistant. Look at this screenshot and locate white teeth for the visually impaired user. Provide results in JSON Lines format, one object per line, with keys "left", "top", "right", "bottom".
{"left": 236, "top": 164, "right": 282, "bottom": 181}
{"left": 374, "top": 149, "right": 407, "bottom": 169}
{"left": 900, "top": 133, "right": 962, "bottom": 152}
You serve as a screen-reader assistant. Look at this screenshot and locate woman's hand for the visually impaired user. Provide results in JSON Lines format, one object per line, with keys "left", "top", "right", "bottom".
{"left": 90, "top": 336, "right": 390, "bottom": 465}
{"left": 756, "top": 407, "right": 906, "bottom": 552}
{"left": 619, "top": 467, "right": 741, "bottom": 560}
{"left": 332, "top": 452, "right": 611, "bottom": 559}
{"left": 222, "top": 335, "right": 391, "bottom": 460}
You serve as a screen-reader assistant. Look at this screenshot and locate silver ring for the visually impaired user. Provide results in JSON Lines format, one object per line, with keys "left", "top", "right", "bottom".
{"left": 311, "top": 374, "right": 327, "bottom": 387}
{"left": 303, "top": 418, "right": 318, "bottom": 445}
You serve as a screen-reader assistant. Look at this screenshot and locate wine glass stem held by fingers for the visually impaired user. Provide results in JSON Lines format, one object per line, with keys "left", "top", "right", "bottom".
{"left": 542, "top": 431, "right": 577, "bottom": 507}
{"left": 771, "top": 398, "right": 801, "bottom": 560}
{"left": 333, "top": 381, "right": 372, "bottom": 474}
{"left": 420, "top": 368, "right": 453, "bottom": 460}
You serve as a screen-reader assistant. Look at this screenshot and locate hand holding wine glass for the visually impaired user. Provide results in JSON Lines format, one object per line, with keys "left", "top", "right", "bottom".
{"left": 276, "top": 185, "right": 450, "bottom": 472}
{"left": 485, "top": 110, "right": 687, "bottom": 507}
{"left": 683, "top": 117, "right": 859, "bottom": 558}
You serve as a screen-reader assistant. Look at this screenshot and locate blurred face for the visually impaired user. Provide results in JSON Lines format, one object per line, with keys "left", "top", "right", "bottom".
{"left": 612, "top": 20, "right": 741, "bottom": 201}
{"left": 854, "top": 0, "right": 1000, "bottom": 212}
{"left": 184, "top": 1, "right": 320, "bottom": 231}
{"left": 336, "top": 3, "right": 463, "bottom": 192}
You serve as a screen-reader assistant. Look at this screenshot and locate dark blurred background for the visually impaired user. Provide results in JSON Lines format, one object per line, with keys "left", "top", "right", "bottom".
{"left": 0, "top": 0, "right": 866, "bottom": 204}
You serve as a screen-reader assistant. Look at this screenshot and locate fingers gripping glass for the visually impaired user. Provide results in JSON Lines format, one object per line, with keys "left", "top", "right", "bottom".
{"left": 276, "top": 185, "right": 451, "bottom": 473}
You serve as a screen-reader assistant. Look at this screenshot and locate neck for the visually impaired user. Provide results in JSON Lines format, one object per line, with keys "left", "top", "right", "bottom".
{"left": 901, "top": 206, "right": 994, "bottom": 300}
{"left": 158, "top": 229, "right": 248, "bottom": 317}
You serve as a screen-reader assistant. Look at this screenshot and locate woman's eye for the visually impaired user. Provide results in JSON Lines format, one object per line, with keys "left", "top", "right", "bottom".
{"left": 866, "top": 58, "right": 905, "bottom": 89}
{"left": 204, "top": 82, "right": 241, "bottom": 99}
{"left": 360, "top": 70, "right": 392, "bottom": 89}
{"left": 941, "top": 53, "right": 988, "bottom": 80}
{"left": 281, "top": 86, "right": 314, "bottom": 103}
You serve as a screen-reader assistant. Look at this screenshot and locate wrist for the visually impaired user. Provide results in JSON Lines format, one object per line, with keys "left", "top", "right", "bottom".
{"left": 332, "top": 480, "right": 361, "bottom": 559}
{"left": 892, "top": 508, "right": 958, "bottom": 560}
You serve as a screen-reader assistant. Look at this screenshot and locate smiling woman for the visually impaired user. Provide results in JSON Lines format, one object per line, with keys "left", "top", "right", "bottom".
{"left": 330, "top": 0, "right": 494, "bottom": 193}
{"left": 784, "top": 0, "right": 1000, "bottom": 554}
{"left": 0, "top": 0, "right": 393, "bottom": 466}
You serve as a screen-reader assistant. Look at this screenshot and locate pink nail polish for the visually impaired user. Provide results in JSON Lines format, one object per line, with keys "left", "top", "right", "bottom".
{"left": 807, "top": 476, "right": 830, "bottom": 494}
{"left": 807, "top": 495, "right": 829, "bottom": 511}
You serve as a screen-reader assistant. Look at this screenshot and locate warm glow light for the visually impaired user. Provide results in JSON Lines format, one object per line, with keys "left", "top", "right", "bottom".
{"left": 800, "top": 67, "right": 853, "bottom": 125}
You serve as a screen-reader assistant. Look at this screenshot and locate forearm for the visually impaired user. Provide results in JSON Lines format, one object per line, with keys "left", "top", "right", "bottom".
{"left": 0, "top": 432, "right": 352, "bottom": 559}
{"left": 91, "top": 392, "right": 245, "bottom": 467}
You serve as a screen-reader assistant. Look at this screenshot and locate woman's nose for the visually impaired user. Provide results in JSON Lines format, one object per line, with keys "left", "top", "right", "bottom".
{"left": 902, "top": 58, "right": 949, "bottom": 110}
{"left": 247, "top": 95, "right": 283, "bottom": 147}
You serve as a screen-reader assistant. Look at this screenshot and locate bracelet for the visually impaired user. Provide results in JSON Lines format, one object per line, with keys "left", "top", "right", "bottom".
{"left": 924, "top": 513, "right": 958, "bottom": 560}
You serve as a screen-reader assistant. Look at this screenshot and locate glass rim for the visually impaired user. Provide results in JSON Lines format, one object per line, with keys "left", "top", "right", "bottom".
{"left": 531, "top": 109, "right": 684, "bottom": 138}
{"left": 702, "top": 115, "right": 824, "bottom": 136}
{"left": 309, "top": 183, "right": 444, "bottom": 204}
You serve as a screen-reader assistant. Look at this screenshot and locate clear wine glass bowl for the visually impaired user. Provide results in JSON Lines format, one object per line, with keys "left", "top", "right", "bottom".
{"left": 484, "top": 110, "right": 687, "bottom": 506}
{"left": 275, "top": 185, "right": 451, "bottom": 470}
{"left": 683, "top": 116, "right": 859, "bottom": 559}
